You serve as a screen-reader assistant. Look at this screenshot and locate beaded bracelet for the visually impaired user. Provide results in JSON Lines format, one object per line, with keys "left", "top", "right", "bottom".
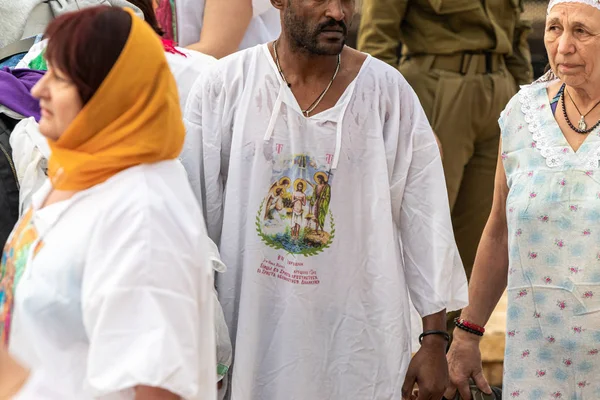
{"left": 456, "top": 317, "right": 486, "bottom": 334}
{"left": 454, "top": 317, "right": 485, "bottom": 337}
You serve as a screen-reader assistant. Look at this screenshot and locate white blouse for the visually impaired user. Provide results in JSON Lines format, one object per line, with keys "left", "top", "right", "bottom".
{"left": 9, "top": 160, "right": 217, "bottom": 400}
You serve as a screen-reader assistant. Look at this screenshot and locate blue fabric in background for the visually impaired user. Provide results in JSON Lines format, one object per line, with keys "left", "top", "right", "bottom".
{"left": 0, "top": 35, "right": 43, "bottom": 69}
{"left": 0, "top": 53, "right": 26, "bottom": 69}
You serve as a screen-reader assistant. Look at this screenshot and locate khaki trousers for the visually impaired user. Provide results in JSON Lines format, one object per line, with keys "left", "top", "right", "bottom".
{"left": 399, "top": 54, "right": 517, "bottom": 333}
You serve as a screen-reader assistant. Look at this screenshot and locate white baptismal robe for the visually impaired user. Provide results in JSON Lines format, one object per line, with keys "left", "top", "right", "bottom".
{"left": 182, "top": 45, "right": 468, "bottom": 400}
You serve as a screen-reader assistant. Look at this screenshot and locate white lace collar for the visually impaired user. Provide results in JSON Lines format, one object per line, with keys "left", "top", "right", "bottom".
{"left": 519, "top": 81, "right": 600, "bottom": 169}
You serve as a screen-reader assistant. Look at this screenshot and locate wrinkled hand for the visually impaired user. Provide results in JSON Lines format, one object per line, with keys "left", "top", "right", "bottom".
{"left": 402, "top": 336, "right": 448, "bottom": 400}
{"left": 444, "top": 331, "right": 491, "bottom": 400}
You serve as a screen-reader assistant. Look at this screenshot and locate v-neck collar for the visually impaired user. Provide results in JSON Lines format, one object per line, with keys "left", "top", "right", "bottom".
{"left": 521, "top": 83, "right": 600, "bottom": 169}
{"left": 543, "top": 85, "right": 600, "bottom": 156}
{"left": 260, "top": 43, "right": 371, "bottom": 121}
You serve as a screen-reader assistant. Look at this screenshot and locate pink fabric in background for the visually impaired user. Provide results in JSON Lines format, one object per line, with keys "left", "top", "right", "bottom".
{"left": 155, "top": 0, "right": 177, "bottom": 43}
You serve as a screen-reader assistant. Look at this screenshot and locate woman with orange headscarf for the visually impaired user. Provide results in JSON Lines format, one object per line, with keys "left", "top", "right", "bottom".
{"left": 0, "top": 6, "right": 216, "bottom": 400}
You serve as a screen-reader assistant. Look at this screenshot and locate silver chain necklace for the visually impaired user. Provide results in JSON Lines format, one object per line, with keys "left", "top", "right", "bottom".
{"left": 273, "top": 40, "right": 341, "bottom": 117}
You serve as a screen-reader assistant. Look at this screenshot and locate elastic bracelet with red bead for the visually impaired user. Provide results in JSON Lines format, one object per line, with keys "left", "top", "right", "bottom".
{"left": 454, "top": 317, "right": 485, "bottom": 336}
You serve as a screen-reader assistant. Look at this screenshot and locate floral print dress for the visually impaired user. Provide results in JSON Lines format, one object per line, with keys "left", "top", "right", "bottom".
{"left": 501, "top": 81, "right": 600, "bottom": 399}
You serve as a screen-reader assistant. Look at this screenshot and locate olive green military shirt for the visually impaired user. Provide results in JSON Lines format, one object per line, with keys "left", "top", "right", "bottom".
{"left": 357, "top": 0, "right": 534, "bottom": 85}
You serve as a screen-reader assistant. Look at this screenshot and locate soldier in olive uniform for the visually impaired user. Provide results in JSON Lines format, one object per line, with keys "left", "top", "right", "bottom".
{"left": 358, "top": 0, "right": 533, "bottom": 332}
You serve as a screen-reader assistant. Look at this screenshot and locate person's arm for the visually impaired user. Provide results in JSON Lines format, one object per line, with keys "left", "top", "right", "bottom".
{"left": 135, "top": 386, "right": 181, "bottom": 399}
{"left": 388, "top": 82, "right": 468, "bottom": 400}
{"left": 504, "top": 0, "right": 534, "bottom": 86}
{"left": 0, "top": 347, "right": 29, "bottom": 398}
{"left": 0, "top": 349, "right": 184, "bottom": 400}
{"left": 182, "top": 67, "right": 231, "bottom": 245}
{"left": 401, "top": 310, "right": 448, "bottom": 399}
{"left": 186, "top": 0, "right": 252, "bottom": 58}
{"left": 357, "top": 0, "right": 407, "bottom": 66}
{"left": 389, "top": 84, "right": 468, "bottom": 327}
{"left": 81, "top": 188, "right": 216, "bottom": 399}
{"left": 444, "top": 144, "right": 509, "bottom": 400}
{"left": 457, "top": 148, "right": 509, "bottom": 331}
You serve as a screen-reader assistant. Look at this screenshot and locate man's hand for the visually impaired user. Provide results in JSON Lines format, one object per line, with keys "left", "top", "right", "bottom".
{"left": 402, "top": 334, "right": 448, "bottom": 400}
{"left": 444, "top": 329, "right": 491, "bottom": 400}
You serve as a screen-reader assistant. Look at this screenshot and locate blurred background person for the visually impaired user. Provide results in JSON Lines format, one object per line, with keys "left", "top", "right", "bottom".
{"left": 0, "top": 7, "right": 216, "bottom": 399}
{"left": 0, "top": 0, "right": 145, "bottom": 62}
{"left": 154, "top": 0, "right": 280, "bottom": 59}
{"left": 10, "top": 0, "right": 215, "bottom": 211}
{"left": 358, "top": 0, "right": 534, "bottom": 335}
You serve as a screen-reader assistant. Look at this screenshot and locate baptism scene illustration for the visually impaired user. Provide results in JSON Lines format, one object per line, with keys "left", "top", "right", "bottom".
{"left": 256, "top": 154, "right": 335, "bottom": 256}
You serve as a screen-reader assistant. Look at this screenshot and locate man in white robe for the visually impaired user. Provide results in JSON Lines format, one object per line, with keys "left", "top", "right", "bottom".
{"left": 181, "top": 0, "right": 468, "bottom": 399}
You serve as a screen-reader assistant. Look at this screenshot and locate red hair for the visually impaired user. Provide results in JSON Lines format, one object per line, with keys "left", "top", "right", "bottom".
{"left": 44, "top": 7, "right": 132, "bottom": 104}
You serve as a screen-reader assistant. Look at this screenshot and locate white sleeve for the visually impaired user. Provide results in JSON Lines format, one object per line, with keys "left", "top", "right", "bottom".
{"left": 182, "top": 67, "right": 232, "bottom": 245}
{"left": 166, "top": 50, "right": 216, "bottom": 113}
{"left": 9, "top": 118, "right": 50, "bottom": 214}
{"left": 80, "top": 193, "right": 216, "bottom": 399}
{"left": 388, "top": 81, "right": 468, "bottom": 318}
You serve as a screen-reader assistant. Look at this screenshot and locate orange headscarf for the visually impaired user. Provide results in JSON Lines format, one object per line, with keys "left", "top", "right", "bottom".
{"left": 47, "top": 7, "right": 184, "bottom": 191}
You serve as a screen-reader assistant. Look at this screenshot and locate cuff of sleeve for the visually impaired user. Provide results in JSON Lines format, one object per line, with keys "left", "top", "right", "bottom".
{"left": 413, "top": 281, "right": 469, "bottom": 317}
{"left": 416, "top": 297, "right": 468, "bottom": 319}
{"left": 210, "top": 256, "right": 226, "bottom": 273}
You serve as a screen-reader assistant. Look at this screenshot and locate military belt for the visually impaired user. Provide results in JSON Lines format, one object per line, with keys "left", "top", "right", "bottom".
{"left": 405, "top": 52, "right": 506, "bottom": 75}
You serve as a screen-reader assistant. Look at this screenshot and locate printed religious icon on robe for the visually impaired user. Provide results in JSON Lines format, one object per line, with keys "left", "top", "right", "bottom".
{"left": 256, "top": 153, "right": 334, "bottom": 257}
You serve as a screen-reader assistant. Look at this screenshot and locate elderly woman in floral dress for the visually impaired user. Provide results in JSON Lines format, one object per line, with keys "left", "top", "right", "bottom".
{"left": 445, "top": 0, "right": 600, "bottom": 399}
